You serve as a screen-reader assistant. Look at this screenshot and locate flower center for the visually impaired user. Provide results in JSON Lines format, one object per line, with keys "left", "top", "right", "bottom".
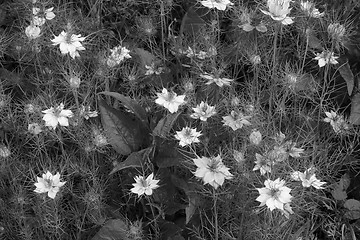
{"left": 270, "top": 188, "right": 280, "bottom": 199}
{"left": 140, "top": 178, "right": 148, "bottom": 188}
{"left": 44, "top": 179, "right": 52, "bottom": 188}
{"left": 207, "top": 158, "right": 220, "bottom": 172}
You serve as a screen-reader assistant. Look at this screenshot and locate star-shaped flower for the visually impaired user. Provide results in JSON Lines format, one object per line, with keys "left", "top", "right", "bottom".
{"left": 130, "top": 173, "right": 159, "bottom": 197}
{"left": 42, "top": 103, "right": 73, "bottom": 130}
{"left": 155, "top": 88, "right": 186, "bottom": 113}
{"left": 34, "top": 171, "right": 66, "bottom": 199}
{"left": 175, "top": 127, "right": 201, "bottom": 147}
{"left": 51, "top": 31, "right": 86, "bottom": 59}
{"left": 193, "top": 155, "right": 233, "bottom": 189}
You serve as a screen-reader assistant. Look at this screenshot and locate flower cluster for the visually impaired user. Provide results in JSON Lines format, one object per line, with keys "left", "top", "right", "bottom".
{"left": 290, "top": 168, "right": 326, "bottom": 189}
{"left": 106, "top": 45, "right": 132, "bottom": 67}
{"left": 323, "top": 110, "right": 350, "bottom": 134}
{"left": 25, "top": 6, "right": 55, "bottom": 39}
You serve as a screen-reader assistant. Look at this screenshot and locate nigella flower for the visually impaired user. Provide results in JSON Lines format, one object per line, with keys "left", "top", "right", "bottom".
{"left": 290, "top": 168, "right": 326, "bottom": 189}
{"left": 155, "top": 88, "right": 186, "bottom": 113}
{"left": 324, "top": 110, "right": 350, "bottom": 134}
{"left": 200, "top": 73, "right": 233, "bottom": 87}
{"left": 193, "top": 155, "right": 233, "bottom": 189}
{"left": 51, "top": 31, "right": 86, "bottom": 59}
{"left": 314, "top": 51, "right": 339, "bottom": 67}
{"left": 106, "top": 45, "right": 131, "bottom": 67}
{"left": 222, "top": 110, "right": 251, "bottom": 131}
{"left": 130, "top": 173, "right": 159, "bottom": 197}
{"left": 256, "top": 178, "right": 293, "bottom": 212}
{"left": 190, "top": 101, "right": 216, "bottom": 121}
{"left": 200, "top": 0, "right": 234, "bottom": 11}
{"left": 253, "top": 153, "right": 272, "bottom": 175}
{"left": 260, "top": 0, "right": 294, "bottom": 25}
{"left": 42, "top": 103, "right": 73, "bottom": 130}
{"left": 300, "top": 1, "right": 324, "bottom": 18}
{"left": 79, "top": 105, "right": 98, "bottom": 120}
{"left": 25, "top": 24, "right": 41, "bottom": 39}
{"left": 175, "top": 127, "right": 201, "bottom": 147}
{"left": 34, "top": 171, "right": 66, "bottom": 199}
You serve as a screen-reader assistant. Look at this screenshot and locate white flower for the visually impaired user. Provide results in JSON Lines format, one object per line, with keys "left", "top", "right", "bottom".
{"left": 253, "top": 153, "right": 272, "bottom": 175}
{"left": 69, "top": 76, "right": 81, "bottom": 89}
{"left": 44, "top": 7, "right": 56, "bottom": 20}
{"left": 80, "top": 105, "right": 98, "bottom": 120}
{"left": 324, "top": 110, "right": 350, "bottom": 134}
{"left": 249, "top": 130, "right": 262, "bottom": 145}
{"left": 193, "top": 155, "right": 233, "bottom": 189}
{"left": 222, "top": 110, "right": 251, "bottom": 131}
{"left": 28, "top": 123, "right": 42, "bottom": 135}
{"left": 51, "top": 31, "right": 86, "bottom": 59}
{"left": 32, "top": 16, "right": 45, "bottom": 26}
{"left": 280, "top": 203, "right": 294, "bottom": 219}
{"left": 190, "top": 101, "right": 216, "bottom": 121}
{"left": 249, "top": 54, "right": 262, "bottom": 65}
{"left": 34, "top": 171, "right": 66, "bottom": 199}
{"left": 260, "top": 0, "right": 294, "bottom": 25}
{"left": 291, "top": 168, "right": 326, "bottom": 189}
{"left": 314, "top": 51, "right": 339, "bottom": 67}
{"left": 300, "top": 1, "right": 324, "bottom": 18}
{"left": 145, "top": 63, "right": 164, "bottom": 75}
{"left": 0, "top": 145, "right": 10, "bottom": 158}
{"left": 256, "top": 178, "right": 293, "bottom": 212}
{"left": 42, "top": 103, "right": 73, "bottom": 130}
{"left": 233, "top": 150, "right": 245, "bottom": 163}
{"left": 25, "top": 24, "right": 41, "bottom": 39}
{"left": 155, "top": 88, "right": 186, "bottom": 113}
{"left": 92, "top": 128, "right": 108, "bottom": 147}
{"left": 200, "top": 73, "right": 233, "bottom": 87}
{"left": 106, "top": 45, "right": 131, "bottom": 67}
{"left": 175, "top": 127, "right": 201, "bottom": 147}
{"left": 200, "top": 0, "right": 234, "bottom": 11}
{"left": 130, "top": 173, "right": 159, "bottom": 197}
{"left": 288, "top": 144, "right": 304, "bottom": 158}
{"left": 32, "top": 7, "right": 40, "bottom": 15}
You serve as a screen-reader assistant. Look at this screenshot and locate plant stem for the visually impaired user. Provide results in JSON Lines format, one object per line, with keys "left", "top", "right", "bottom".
{"left": 213, "top": 188, "right": 218, "bottom": 240}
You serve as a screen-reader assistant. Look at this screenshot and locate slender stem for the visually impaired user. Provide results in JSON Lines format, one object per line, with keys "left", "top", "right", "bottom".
{"left": 213, "top": 188, "right": 218, "bottom": 240}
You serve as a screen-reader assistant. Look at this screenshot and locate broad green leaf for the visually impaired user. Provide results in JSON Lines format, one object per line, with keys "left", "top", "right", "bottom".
{"left": 180, "top": 6, "right": 206, "bottom": 36}
{"left": 170, "top": 175, "right": 199, "bottom": 224}
{"left": 344, "top": 199, "right": 360, "bottom": 220}
{"left": 98, "top": 92, "right": 148, "bottom": 128}
{"left": 158, "top": 219, "right": 183, "bottom": 240}
{"left": 154, "top": 142, "right": 184, "bottom": 168}
{"left": 152, "top": 112, "right": 182, "bottom": 138}
{"left": 349, "top": 92, "right": 360, "bottom": 125}
{"left": 332, "top": 174, "right": 350, "bottom": 201}
{"left": 306, "top": 30, "right": 322, "bottom": 50}
{"left": 134, "top": 48, "right": 157, "bottom": 70}
{"left": 344, "top": 199, "right": 360, "bottom": 211}
{"left": 109, "top": 147, "right": 154, "bottom": 175}
{"left": 338, "top": 62, "right": 354, "bottom": 96}
{"left": 91, "top": 219, "right": 128, "bottom": 240}
{"left": 99, "top": 99, "right": 144, "bottom": 155}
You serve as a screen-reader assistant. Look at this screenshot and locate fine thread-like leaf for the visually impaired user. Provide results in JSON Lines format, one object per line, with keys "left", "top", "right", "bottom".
{"left": 99, "top": 99, "right": 143, "bottom": 155}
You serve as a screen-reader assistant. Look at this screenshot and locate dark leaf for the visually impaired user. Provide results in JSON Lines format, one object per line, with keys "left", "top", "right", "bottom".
{"left": 91, "top": 219, "right": 128, "bottom": 240}
{"left": 99, "top": 92, "right": 148, "bottom": 128}
{"left": 338, "top": 62, "right": 354, "bottom": 96}
{"left": 99, "top": 99, "right": 144, "bottom": 155}
{"left": 153, "top": 112, "right": 182, "bottom": 138}
{"left": 110, "top": 147, "right": 154, "bottom": 175}
{"left": 349, "top": 92, "right": 360, "bottom": 125}
{"left": 180, "top": 6, "right": 206, "bottom": 36}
